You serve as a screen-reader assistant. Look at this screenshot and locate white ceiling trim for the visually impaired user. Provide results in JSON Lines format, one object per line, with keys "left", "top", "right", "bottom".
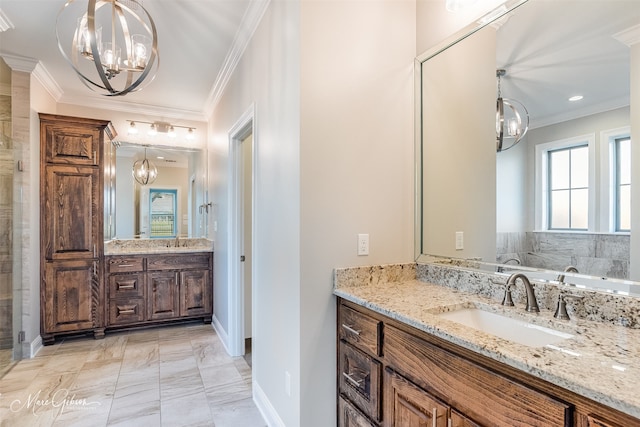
{"left": 0, "top": 52, "right": 38, "bottom": 73}
{"left": 203, "top": 0, "right": 271, "bottom": 117}
{"left": 33, "top": 62, "right": 64, "bottom": 101}
{"left": 531, "top": 96, "right": 630, "bottom": 130}
{"left": 0, "top": 9, "right": 14, "bottom": 32}
{"left": 613, "top": 24, "right": 640, "bottom": 47}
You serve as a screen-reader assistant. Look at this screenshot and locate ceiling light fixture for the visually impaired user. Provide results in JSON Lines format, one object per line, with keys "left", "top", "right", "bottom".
{"left": 127, "top": 120, "right": 196, "bottom": 140}
{"left": 496, "top": 69, "right": 529, "bottom": 152}
{"left": 132, "top": 147, "right": 157, "bottom": 185}
{"left": 569, "top": 95, "right": 584, "bottom": 102}
{"left": 56, "top": 0, "right": 159, "bottom": 96}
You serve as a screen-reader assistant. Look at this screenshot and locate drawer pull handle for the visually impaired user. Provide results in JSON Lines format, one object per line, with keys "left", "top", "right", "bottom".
{"left": 117, "top": 264, "right": 134, "bottom": 267}
{"left": 432, "top": 408, "right": 437, "bottom": 427}
{"left": 447, "top": 417, "right": 452, "bottom": 427}
{"left": 118, "top": 284, "right": 135, "bottom": 290}
{"left": 119, "top": 309, "right": 135, "bottom": 315}
{"left": 342, "top": 372, "right": 363, "bottom": 388}
{"left": 341, "top": 324, "right": 361, "bottom": 336}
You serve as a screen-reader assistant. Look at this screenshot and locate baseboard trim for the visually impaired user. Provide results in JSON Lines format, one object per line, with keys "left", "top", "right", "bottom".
{"left": 253, "top": 381, "right": 285, "bottom": 427}
{"left": 211, "top": 314, "right": 232, "bottom": 356}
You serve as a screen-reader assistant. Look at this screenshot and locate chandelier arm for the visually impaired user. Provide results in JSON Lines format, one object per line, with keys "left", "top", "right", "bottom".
{"left": 107, "top": 1, "right": 159, "bottom": 96}
{"left": 496, "top": 97, "right": 504, "bottom": 152}
{"left": 89, "top": 0, "right": 117, "bottom": 93}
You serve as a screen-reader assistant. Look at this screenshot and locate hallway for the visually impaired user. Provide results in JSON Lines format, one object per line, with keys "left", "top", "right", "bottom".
{"left": 0, "top": 323, "right": 265, "bottom": 426}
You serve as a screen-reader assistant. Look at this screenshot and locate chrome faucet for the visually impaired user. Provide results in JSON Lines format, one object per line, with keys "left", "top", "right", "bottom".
{"left": 497, "top": 257, "right": 521, "bottom": 273}
{"left": 502, "top": 273, "right": 539, "bottom": 312}
{"left": 557, "top": 266, "right": 578, "bottom": 283}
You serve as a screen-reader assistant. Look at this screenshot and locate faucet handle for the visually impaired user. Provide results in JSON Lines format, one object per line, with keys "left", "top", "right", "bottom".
{"left": 502, "top": 284, "right": 515, "bottom": 306}
{"left": 553, "top": 292, "right": 584, "bottom": 320}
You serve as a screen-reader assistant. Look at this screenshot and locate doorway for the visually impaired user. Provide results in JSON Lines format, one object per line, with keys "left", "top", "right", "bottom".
{"left": 228, "top": 105, "right": 255, "bottom": 364}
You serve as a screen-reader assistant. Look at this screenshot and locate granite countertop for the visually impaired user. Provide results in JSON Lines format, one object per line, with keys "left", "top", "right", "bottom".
{"left": 104, "top": 238, "right": 214, "bottom": 255}
{"left": 334, "top": 267, "right": 640, "bottom": 420}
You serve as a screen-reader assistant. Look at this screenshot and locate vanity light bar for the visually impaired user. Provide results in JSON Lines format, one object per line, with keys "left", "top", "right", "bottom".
{"left": 127, "top": 120, "right": 196, "bottom": 139}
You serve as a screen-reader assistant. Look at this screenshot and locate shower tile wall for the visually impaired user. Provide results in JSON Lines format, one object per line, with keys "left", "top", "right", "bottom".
{"left": 0, "top": 94, "right": 12, "bottom": 349}
{"left": 497, "top": 231, "right": 630, "bottom": 279}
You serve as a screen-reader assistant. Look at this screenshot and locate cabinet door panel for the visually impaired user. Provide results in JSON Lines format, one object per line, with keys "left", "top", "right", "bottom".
{"left": 41, "top": 116, "right": 105, "bottom": 166}
{"left": 383, "top": 368, "right": 449, "bottom": 427}
{"left": 43, "top": 165, "right": 99, "bottom": 260}
{"left": 179, "top": 269, "right": 211, "bottom": 316}
{"left": 450, "top": 410, "right": 482, "bottom": 427}
{"left": 43, "top": 260, "right": 97, "bottom": 334}
{"left": 148, "top": 271, "right": 179, "bottom": 319}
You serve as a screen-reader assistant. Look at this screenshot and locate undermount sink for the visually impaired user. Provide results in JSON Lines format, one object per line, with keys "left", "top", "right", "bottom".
{"left": 437, "top": 306, "right": 574, "bottom": 348}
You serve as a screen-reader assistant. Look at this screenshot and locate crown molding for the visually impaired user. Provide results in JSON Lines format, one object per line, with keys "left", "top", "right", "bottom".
{"left": 530, "top": 96, "right": 630, "bottom": 130}
{"left": 0, "top": 52, "right": 38, "bottom": 73}
{"left": 613, "top": 24, "right": 640, "bottom": 47}
{"left": 58, "top": 94, "right": 207, "bottom": 122}
{"left": 0, "top": 8, "right": 15, "bottom": 32}
{"left": 33, "top": 62, "right": 64, "bottom": 101}
{"left": 203, "top": 0, "right": 270, "bottom": 117}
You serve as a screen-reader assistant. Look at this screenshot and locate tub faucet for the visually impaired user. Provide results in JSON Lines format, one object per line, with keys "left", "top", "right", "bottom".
{"left": 557, "top": 266, "right": 578, "bottom": 283}
{"left": 502, "top": 273, "right": 539, "bottom": 312}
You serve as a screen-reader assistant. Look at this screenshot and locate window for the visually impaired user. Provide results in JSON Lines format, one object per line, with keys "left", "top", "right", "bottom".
{"left": 548, "top": 145, "right": 589, "bottom": 230}
{"left": 614, "top": 136, "right": 631, "bottom": 231}
{"left": 149, "top": 189, "right": 177, "bottom": 237}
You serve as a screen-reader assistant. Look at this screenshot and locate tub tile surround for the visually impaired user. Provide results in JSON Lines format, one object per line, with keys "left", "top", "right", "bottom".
{"left": 105, "top": 238, "right": 214, "bottom": 255}
{"left": 333, "top": 261, "right": 640, "bottom": 419}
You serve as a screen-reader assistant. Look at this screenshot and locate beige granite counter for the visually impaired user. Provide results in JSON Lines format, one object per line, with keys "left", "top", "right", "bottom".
{"left": 104, "top": 238, "right": 213, "bottom": 255}
{"left": 334, "top": 263, "right": 640, "bottom": 420}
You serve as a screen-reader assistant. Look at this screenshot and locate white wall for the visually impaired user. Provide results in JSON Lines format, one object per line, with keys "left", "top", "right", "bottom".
{"left": 209, "top": 0, "right": 415, "bottom": 425}
{"left": 631, "top": 41, "right": 639, "bottom": 280}
{"left": 208, "top": 1, "right": 301, "bottom": 425}
{"left": 299, "top": 1, "right": 415, "bottom": 425}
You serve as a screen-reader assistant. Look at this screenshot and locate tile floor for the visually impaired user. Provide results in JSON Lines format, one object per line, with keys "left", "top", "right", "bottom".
{"left": 0, "top": 323, "right": 266, "bottom": 427}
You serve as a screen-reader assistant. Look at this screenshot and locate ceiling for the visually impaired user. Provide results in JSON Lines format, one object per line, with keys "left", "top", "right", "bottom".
{"left": 0, "top": 0, "right": 637, "bottom": 129}
{"left": 0, "top": 0, "right": 260, "bottom": 120}
{"left": 496, "top": 0, "right": 638, "bottom": 129}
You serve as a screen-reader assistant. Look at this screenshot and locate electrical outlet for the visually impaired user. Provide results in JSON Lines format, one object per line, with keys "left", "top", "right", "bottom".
{"left": 455, "top": 231, "right": 464, "bottom": 250}
{"left": 357, "top": 234, "right": 369, "bottom": 256}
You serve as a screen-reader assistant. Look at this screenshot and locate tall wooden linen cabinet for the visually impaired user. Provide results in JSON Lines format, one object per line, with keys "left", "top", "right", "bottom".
{"left": 40, "top": 113, "right": 110, "bottom": 344}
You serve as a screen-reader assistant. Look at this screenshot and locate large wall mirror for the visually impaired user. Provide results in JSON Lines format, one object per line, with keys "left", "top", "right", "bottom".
{"left": 417, "top": 0, "right": 639, "bottom": 294}
{"left": 104, "top": 142, "right": 208, "bottom": 240}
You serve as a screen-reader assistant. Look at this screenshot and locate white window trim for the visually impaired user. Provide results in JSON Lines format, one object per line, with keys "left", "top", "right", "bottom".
{"left": 601, "top": 126, "right": 631, "bottom": 233}
{"left": 534, "top": 133, "right": 596, "bottom": 231}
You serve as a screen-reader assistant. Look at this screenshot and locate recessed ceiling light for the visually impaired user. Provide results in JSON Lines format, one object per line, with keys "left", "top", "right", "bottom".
{"left": 157, "top": 156, "right": 165, "bottom": 160}
{"left": 569, "top": 95, "right": 584, "bottom": 102}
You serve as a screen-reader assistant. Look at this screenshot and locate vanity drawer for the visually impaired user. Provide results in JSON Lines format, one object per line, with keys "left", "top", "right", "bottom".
{"left": 147, "top": 253, "right": 211, "bottom": 271}
{"left": 384, "top": 325, "right": 572, "bottom": 427}
{"left": 338, "top": 396, "right": 375, "bottom": 427}
{"left": 109, "top": 272, "right": 145, "bottom": 298}
{"left": 107, "top": 256, "right": 145, "bottom": 273}
{"left": 339, "top": 340, "right": 382, "bottom": 422}
{"left": 109, "top": 298, "right": 145, "bottom": 325}
{"left": 339, "top": 303, "right": 381, "bottom": 356}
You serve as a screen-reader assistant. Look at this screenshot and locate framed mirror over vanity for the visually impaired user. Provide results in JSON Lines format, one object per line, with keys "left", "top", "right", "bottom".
{"left": 416, "top": 0, "right": 640, "bottom": 295}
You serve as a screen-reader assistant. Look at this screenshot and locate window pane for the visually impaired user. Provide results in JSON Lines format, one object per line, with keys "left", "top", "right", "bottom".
{"left": 619, "top": 184, "right": 630, "bottom": 231}
{"left": 551, "top": 190, "right": 569, "bottom": 228}
{"left": 619, "top": 138, "right": 631, "bottom": 185}
{"left": 571, "top": 188, "right": 588, "bottom": 229}
{"left": 571, "top": 146, "right": 589, "bottom": 188}
{"left": 550, "top": 150, "right": 569, "bottom": 190}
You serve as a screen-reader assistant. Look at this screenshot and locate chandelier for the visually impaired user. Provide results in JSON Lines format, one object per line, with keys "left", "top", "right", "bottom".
{"left": 56, "top": 0, "right": 159, "bottom": 96}
{"left": 132, "top": 147, "right": 157, "bottom": 185}
{"left": 496, "top": 69, "right": 529, "bottom": 152}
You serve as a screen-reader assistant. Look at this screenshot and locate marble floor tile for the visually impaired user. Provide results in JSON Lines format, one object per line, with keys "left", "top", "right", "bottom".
{"left": 0, "top": 324, "right": 264, "bottom": 427}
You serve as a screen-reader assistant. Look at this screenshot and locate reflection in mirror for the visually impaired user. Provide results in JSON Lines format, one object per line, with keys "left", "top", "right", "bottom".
{"left": 106, "top": 142, "right": 207, "bottom": 239}
{"left": 416, "top": 0, "right": 639, "bottom": 295}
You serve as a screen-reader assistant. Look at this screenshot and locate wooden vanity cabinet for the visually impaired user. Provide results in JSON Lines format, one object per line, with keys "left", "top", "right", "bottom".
{"left": 106, "top": 253, "right": 212, "bottom": 329}
{"left": 40, "top": 114, "right": 110, "bottom": 344}
{"left": 337, "top": 298, "right": 640, "bottom": 427}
